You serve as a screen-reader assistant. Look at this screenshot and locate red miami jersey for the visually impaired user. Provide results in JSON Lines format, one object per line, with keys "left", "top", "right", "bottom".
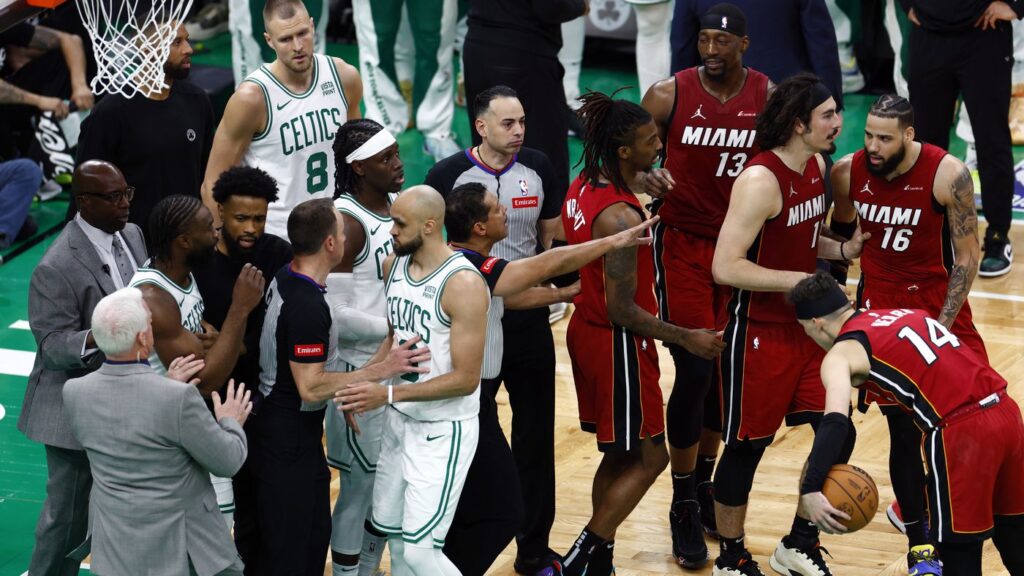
{"left": 660, "top": 67, "right": 770, "bottom": 238}
{"left": 563, "top": 175, "right": 658, "bottom": 326}
{"left": 837, "top": 308, "right": 1006, "bottom": 429}
{"left": 850, "top": 143, "right": 953, "bottom": 280}
{"left": 727, "top": 151, "right": 827, "bottom": 324}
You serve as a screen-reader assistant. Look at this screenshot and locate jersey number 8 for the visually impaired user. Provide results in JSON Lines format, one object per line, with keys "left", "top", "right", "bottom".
{"left": 306, "top": 151, "right": 329, "bottom": 194}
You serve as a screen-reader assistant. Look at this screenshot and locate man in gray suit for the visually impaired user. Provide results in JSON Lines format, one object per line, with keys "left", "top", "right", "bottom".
{"left": 63, "top": 287, "right": 252, "bottom": 576}
{"left": 19, "top": 160, "right": 147, "bottom": 576}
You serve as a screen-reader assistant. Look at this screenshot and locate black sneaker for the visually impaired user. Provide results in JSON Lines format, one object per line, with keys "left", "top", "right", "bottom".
{"left": 980, "top": 230, "right": 1013, "bottom": 277}
{"left": 587, "top": 542, "right": 616, "bottom": 576}
{"left": 515, "top": 549, "right": 563, "bottom": 575}
{"left": 671, "top": 500, "right": 710, "bottom": 569}
{"left": 713, "top": 550, "right": 766, "bottom": 576}
{"left": 697, "top": 481, "right": 719, "bottom": 539}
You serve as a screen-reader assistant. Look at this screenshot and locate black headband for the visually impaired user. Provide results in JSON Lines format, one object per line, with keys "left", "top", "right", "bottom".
{"left": 809, "top": 81, "right": 833, "bottom": 110}
{"left": 794, "top": 283, "right": 850, "bottom": 320}
{"left": 700, "top": 4, "right": 747, "bottom": 37}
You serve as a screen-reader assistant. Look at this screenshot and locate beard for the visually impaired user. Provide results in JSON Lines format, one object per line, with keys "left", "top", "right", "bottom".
{"left": 164, "top": 61, "right": 190, "bottom": 80}
{"left": 186, "top": 244, "right": 217, "bottom": 269}
{"left": 865, "top": 144, "right": 906, "bottom": 176}
{"left": 224, "top": 231, "right": 259, "bottom": 258}
{"left": 393, "top": 234, "right": 423, "bottom": 257}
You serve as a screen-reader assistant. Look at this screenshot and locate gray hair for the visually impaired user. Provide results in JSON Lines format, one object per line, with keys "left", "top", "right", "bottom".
{"left": 91, "top": 287, "right": 150, "bottom": 356}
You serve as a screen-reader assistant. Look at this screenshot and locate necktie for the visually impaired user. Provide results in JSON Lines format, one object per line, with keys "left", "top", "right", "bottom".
{"left": 110, "top": 235, "right": 134, "bottom": 286}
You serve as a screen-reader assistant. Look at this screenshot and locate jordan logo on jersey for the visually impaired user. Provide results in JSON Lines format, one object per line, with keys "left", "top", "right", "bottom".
{"left": 789, "top": 183, "right": 798, "bottom": 197}
{"left": 860, "top": 180, "right": 874, "bottom": 196}
{"left": 691, "top": 105, "right": 707, "bottom": 120}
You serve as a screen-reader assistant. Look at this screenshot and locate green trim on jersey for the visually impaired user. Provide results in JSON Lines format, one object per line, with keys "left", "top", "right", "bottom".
{"left": 346, "top": 425, "right": 376, "bottom": 473}
{"left": 402, "top": 253, "right": 462, "bottom": 288}
{"left": 326, "top": 56, "right": 350, "bottom": 111}
{"left": 132, "top": 266, "right": 195, "bottom": 294}
{"left": 336, "top": 207, "right": 372, "bottom": 265}
{"left": 433, "top": 265, "right": 483, "bottom": 328}
{"left": 259, "top": 56, "right": 320, "bottom": 99}
{"left": 402, "top": 420, "right": 461, "bottom": 543}
{"left": 245, "top": 78, "right": 273, "bottom": 142}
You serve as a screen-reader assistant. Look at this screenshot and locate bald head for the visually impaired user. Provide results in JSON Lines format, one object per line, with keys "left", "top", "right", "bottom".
{"left": 390, "top": 186, "right": 447, "bottom": 257}
{"left": 73, "top": 160, "right": 131, "bottom": 234}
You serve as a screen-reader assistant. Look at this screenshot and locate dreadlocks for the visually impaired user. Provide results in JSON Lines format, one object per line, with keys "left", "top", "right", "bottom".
{"left": 576, "top": 89, "right": 652, "bottom": 193}
{"left": 148, "top": 194, "right": 202, "bottom": 263}
{"left": 332, "top": 118, "right": 387, "bottom": 199}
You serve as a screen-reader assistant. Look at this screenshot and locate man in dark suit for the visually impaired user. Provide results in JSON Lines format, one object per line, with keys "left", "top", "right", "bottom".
{"left": 18, "top": 160, "right": 147, "bottom": 576}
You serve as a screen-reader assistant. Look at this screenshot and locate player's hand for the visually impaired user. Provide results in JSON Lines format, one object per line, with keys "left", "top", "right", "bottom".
{"left": 976, "top": 1, "right": 1016, "bottom": 29}
{"left": 907, "top": 7, "right": 921, "bottom": 26}
{"left": 37, "top": 96, "right": 69, "bottom": 120}
{"left": 344, "top": 410, "right": 361, "bottom": 434}
{"left": 213, "top": 379, "right": 253, "bottom": 426}
{"left": 198, "top": 320, "right": 219, "bottom": 352}
{"left": 799, "top": 492, "right": 850, "bottom": 535}
{"left": 166, "top": 353, "right": 204, "bottom": 385}
{"left": 677, "top": 329, "right": 725, "bottom": 360}
{"left": 839, "top": 229, "right": 871, "bottom": 260}
{"left": 70, "top": 85, "right": 94, "bottom": 111}
{"left": 637, "top": 168, "right": 675, "bottom": 199}
{"left": 558, "top": 280, "right": 582, "bottom": 302}
{"left": 337, "top": 381, "right": 388, "bottom": 414}
{"left": 610, "top": 215, "right": 659, "bottom": 249}
{"left": 231, "top": 264, "right": 265, "bottom": 313}
{"left": 378, "top": 336, "right": 431, "bottom": 379}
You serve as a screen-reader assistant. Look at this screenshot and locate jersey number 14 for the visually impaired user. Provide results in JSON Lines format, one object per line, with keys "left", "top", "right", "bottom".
{"left": 897, "top": 317, "right": 961, "bottom": 365}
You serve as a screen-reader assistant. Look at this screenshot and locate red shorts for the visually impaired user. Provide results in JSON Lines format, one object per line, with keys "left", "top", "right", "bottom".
{"left": 652, "top": 225, "right": 731, "bottom": 331}
{"left": 858, "top": 277, "right": 987, "bottom": 411}
{"left": 567, "top": 315, "right": 665, "bottom": 452}
{"left": 720, "top": 319, "right": 825, "bottom": 447}
{"left": 924, "top": 393, "right": 1024, "bottom": 542}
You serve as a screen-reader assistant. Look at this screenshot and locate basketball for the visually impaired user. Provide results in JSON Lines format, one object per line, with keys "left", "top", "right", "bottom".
{"left": 821, "top": 464, "right": 879, "bottom": 532}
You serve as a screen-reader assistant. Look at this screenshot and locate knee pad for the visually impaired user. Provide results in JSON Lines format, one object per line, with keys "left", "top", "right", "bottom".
{"left": 666, "top": 347, "right": 714, "bottom": 447}
{"left": 713, "top": 442, "right": 766, "bottom": 507}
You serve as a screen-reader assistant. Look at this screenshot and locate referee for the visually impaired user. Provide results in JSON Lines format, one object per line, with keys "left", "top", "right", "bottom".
{"left": 254, "top": 198, "right": 426, "bottom": 574}
{"left": 425, "top": 86, "right": 564, "bottom": 573}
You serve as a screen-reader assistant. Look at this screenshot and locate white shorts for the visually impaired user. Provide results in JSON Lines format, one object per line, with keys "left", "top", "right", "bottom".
{"left": 211, "top": 473, "right": 234, "bottom": 515}
{"left": 370, "top": 407, "right": 478, "bottom": 548}
{"left": 326, "top": 403, "right": 385, "bottom": 473}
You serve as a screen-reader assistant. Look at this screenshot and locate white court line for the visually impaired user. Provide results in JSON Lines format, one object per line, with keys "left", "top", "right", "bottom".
{"left": 19, "top": 565, "right": 89, "bottom": 576}
{"left": 0, "top": 349, "right": 35, "bottom": 377}
{"left": 845, "top": 279, "right": 1024, "bottom": 303}
{"left": 9, "top": 320, "right": 30, "bottom": 330}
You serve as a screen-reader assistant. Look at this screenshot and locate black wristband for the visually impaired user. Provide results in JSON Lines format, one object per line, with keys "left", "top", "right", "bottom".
{"left": 839, "top": 242, "right": 846, "bottom": 260}
{"left": 829, "top": 218, "right": 857, "bottom": 240}
{"left": 800, "top": 412, "right": 852, "bottom": 494}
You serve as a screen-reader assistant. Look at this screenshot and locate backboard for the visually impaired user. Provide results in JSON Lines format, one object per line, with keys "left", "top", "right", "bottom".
{"left": 0, "top": 0, "right": 65, "bottom": 34}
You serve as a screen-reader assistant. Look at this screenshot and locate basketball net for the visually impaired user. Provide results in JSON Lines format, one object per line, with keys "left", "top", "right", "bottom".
{"left": 75, "top": 0, "right": 193, "bottom": 98}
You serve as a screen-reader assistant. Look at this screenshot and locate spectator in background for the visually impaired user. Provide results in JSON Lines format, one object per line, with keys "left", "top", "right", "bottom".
{"left": 192, "top": 166, "right": 292, "bottom": 568}
{"left": 632, "top": 0, "right": 676, "bottom": 96}
{"left": 671, "top": 0, "right": 843, "bottom": 109}
{"left": 0, "top": 159, "right": 42, "bottom": 249}
{"left": 72, "top": 23, "right": 214, "bottom": 235}
{"left": 903, "top": 0, "right": 1018, "bottom": 277}
{"left": 463, "top": 0, "right": 588, "bottom": 196}
{"left": 19, "top": 160, "right": 147, "bottom": 576}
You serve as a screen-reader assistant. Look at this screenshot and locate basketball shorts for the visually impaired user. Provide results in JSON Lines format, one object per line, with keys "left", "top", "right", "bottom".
{"left": 652, "top": 224, "right": 731, "bottom": 332}
{"left": 370, "top": 407, "right": 478, "bottom": 548}
{"left": 858, "top": 277, "right": 988, "bottom": 412}
{"left": 567, "top": 315, "right": 665, "bottom": 452}
{"left": 326, "top": 402, "right": 385, "bottom": 474}
{"left": 924, "top": 392, "right": 1024, "bottom": 542}
{"left": 720, "top": 319, "right": 825, "bottom": 447}
{"left": 211, "top": 473, "right": 235, "bottom": 518}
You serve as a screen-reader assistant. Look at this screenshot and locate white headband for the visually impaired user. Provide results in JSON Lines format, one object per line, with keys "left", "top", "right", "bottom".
{"left": 345, "top": 129, "right": 398, "bottom": 164}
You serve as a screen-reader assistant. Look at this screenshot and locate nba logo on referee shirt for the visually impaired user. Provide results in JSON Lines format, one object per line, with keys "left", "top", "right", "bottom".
{"left": 513, "top": 178, "right": 540, "bottom": 209}
{"left": 519, "top": 179, "right": 529, "bottom": 196}
{"left": 721, "top": 16, "right": 728, "bottom": 29}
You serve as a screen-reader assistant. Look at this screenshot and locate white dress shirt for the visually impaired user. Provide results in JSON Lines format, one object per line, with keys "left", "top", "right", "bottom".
{"left": 75, "top": 213, "right": 139, "bottom": 289}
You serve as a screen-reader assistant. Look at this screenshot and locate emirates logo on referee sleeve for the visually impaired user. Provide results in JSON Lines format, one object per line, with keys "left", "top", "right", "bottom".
{"left": 294, "top": 343, "right": 325, "bottom": 357}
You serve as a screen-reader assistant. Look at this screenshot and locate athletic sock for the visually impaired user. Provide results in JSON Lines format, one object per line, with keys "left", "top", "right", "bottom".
{"left": 587, "top": 540, "right": 615, "bottom": 576}
{"left": 788, "top": 515, "right": 820, "bottom": 550}
{"left": 719, "top": 534, "right": 747, "bottom": 564}
{"left": 333, "top": 561, "right": 358, "bottom": 576}
{"left": 696, "top": 454, "right": 717, "bottom": 486}
{"left": 905, "top": 520, "right": 928, "bottom": 549}
{"left": 358, "top": 522, "right": 387, "bottom": 576}
{"left": 562, "top": 527, "right": 605, "bottom": 576}
{"left": 671, "top": 471, "right": 696, "bottom": 507}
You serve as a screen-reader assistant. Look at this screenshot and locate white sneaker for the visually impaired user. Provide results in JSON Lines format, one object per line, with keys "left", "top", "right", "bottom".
{"left": 423, "top": 133, "right": 462, "bottom": 163}
{"left": 838, "top": 45, "right": 865, "bottom": 94}
{"left": 185, "top": 2, "right": 228, "bottom": 41}
{"left": 548, "top": 301, "right": 568, "bottom": 324}
{"left": 963, "top": 142, "right": 978, "bottom": 170}
{"left": 36, "top": 178, "right": 63, "bottom": 201}
{"left": 768, "top": 537, "right": 832, "bottom": 576}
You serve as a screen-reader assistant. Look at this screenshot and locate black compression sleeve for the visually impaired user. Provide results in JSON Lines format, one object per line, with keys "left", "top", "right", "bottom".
{"left": 800, "top": 412, "right": 852, "bottom": 494}
{"left": 829, "top": 218, "right": 857, "bottom": 240}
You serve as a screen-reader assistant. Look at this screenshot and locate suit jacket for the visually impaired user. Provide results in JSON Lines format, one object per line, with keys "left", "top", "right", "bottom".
{"left": 18, "top": 220, "right": 147, "bottom": 449}
{"left": 63, "top": 362, "right": 247, "bottom": 576}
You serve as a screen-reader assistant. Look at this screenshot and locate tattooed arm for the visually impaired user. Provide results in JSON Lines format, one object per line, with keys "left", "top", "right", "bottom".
{"left": 0, "top": 79, "right": 69, "bottom": 118}
{"left": 934, "top": 156, "right": 980, "bottom": 328}
{"left": 594, "top": 203, "right": 724, "bottom": 359}
{"left": 30, "top": 26, "right": 94, "bottom": 111}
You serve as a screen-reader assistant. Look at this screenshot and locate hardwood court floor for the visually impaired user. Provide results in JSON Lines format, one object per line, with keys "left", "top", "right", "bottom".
{"left": 328, "top": 224, "right": 1024, "bottom": 576}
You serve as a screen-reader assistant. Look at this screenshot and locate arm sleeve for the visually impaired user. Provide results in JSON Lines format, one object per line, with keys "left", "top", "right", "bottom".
{"left": 800, "top": 412, "right": 852, "bottom": 494}
{"left": 178, "top": 384, "right": 248, "bottom": 477}
{"left": 530, "top": 0, "right": 587, "bottom": 24}
{"left": 285, "top": 296, "right": 331, "bottom": 364}
{"left": 671, "top": 0, "right": 701, "bottom": 73}
{"left": 801, "top": 0, "right": 844, "bottom": 110}
{"left": 462, "top": 252, "right": 508, "bottom": 292}
{"left": 29, "top": 263, "right": 101, "bottom": 371}
{"left": 325, "top": 273, "right": 389, "bottom": 341}
{"left": 535, "top": 152, "right": 564, "bottom": 219}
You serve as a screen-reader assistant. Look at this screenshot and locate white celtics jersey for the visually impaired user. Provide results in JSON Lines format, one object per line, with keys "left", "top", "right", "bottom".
{"left": 334, "top": 193, "right": 395, "bottom": 366}
{"left": 130, "top": 263, "right": 205, "bottom": 374}
{"left": 385, "top": 253, "right": 484, "bottom": 422}
{"left": 242, "top": 54, "right": 349, "bottom": 239}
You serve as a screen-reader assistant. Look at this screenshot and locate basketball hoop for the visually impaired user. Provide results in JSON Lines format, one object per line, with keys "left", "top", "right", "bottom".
{"left": 75, "top": 0, "right": 193, "bottom": 98}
